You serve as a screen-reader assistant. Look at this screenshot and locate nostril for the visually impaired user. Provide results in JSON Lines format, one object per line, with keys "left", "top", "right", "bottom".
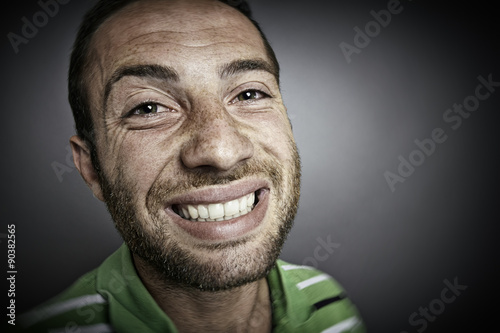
{"left": 180, "top": 128, "right": 254, "bottom": 171}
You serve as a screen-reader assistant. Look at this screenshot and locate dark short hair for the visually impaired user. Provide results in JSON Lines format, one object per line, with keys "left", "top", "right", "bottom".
{"left": 68, "top": 0, "right": 280, "bottom": 172}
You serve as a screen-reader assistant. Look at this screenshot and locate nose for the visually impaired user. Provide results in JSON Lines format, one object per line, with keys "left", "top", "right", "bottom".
{"left": 180, "top": 106, "right": 254, "bottom": 171}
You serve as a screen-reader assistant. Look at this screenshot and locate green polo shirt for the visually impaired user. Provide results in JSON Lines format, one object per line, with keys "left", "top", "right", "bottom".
{"left": 19, "top": 244, "right": 365, "bottom": 332}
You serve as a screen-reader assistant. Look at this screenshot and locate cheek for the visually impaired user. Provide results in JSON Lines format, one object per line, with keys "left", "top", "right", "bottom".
{"left": 102, "top": 129, "right": 178, "bottom": 194}
{"left": 252, "top": 114, "right": 295, "bottom": 162}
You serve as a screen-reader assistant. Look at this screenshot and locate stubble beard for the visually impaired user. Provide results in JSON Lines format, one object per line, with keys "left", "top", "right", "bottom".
{"left": 99, "top": 143, "right": 301, "bottom": 292}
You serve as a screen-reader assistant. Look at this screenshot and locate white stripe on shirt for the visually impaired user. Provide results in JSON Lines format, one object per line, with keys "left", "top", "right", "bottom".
{"left": 296, "top": 273, "right": 331, "bottom": 290}
{"left": 20, "top": 294, "right": 107, "bottom": 328}
{"left": 281, "top": 264, "right": 315, "bottom": 271}
{"left": 321, "top": 316, "right": 361, "bottom": 333}
{"left": 49, "top": 323, "right": 114, "bottom": 333}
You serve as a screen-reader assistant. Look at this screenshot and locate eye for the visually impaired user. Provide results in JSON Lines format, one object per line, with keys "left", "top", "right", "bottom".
{"left": 133, "top": 103, "right": 158, "bottom": 115}
{"left": 234, "top": 90, "right": 269, "bottom": 103}
{"left": 129, "top": 102, "right": 173, "bottom": 116}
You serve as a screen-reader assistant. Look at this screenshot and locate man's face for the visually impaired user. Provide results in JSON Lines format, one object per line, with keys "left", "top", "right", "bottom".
{"left": 85, "top": 0, "right": 300, "bottom": 290}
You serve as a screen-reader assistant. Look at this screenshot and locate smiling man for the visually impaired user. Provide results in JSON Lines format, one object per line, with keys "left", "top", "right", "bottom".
{"left": 19, "top": 0, "right": 364, "bottom": 332}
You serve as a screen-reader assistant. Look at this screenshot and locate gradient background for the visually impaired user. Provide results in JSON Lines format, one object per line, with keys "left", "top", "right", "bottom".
{"left": 2, "top": 0, "right": 499, "bottom": 332}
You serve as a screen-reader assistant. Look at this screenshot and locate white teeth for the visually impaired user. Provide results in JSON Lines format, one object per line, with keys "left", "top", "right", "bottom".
{"left": 239, "top": 196, "right": 247, "bottom": 211}
{"left": 181, "top": 207, "right": 189, "bottom": 219}
{"left": 248, "top": 192, "right": 254, "bottom": 207}
{"left": 188, "top": 205, "right": 199, "bottom": 219}
{"left": 198, "top": 205, "right": 209, "bottom": 219}
{"left": 208, "top": 203, "right": 224, "bottom": 219}
{"left": 176, "top": 192, "right": 257, "bottom": 222}
{"left": 224, "top": 200, "right": 240, "bottom": 217}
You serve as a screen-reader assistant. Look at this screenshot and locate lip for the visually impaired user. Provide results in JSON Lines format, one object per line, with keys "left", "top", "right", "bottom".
{"left": 165, "top": 179, "right": 270, "bottom": 242}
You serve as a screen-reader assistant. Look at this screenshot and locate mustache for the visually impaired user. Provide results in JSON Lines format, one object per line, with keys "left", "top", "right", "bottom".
{"left": 145, "top": 158, "right": 284, "bottom": 209}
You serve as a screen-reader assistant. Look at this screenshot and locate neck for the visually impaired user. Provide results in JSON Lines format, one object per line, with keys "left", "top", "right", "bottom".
{"left": 133, "top": 254, "right": 272, "bottom": 333}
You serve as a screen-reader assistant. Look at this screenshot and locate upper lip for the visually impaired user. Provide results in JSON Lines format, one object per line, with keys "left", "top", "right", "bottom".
{"left": 165, "top": 178, "right": 270, "bottom": 207}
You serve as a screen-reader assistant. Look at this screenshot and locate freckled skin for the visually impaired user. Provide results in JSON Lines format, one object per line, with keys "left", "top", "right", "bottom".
{"left": 88, "top": 1, "right": 294, "bottom": 212}
{"left": 70, "top": 0, "right": 300, "bottom": 332}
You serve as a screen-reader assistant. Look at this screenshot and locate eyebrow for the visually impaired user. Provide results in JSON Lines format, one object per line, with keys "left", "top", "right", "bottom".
{"left": 103, "top": 59, "right": 278, "bottom": 106}
{"left": 104, "top": 64, "right": 180, "bottom": 106}
{"left": 219, "top": 59, "right": 278, "bottom": 81}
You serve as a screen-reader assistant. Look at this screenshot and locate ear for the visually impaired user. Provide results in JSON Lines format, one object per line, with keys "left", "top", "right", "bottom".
{"left": 70, "top": 135, "right": 105, "bottom": 202}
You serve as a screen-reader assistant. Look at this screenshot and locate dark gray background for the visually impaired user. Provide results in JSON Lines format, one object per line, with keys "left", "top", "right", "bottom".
{"left": 2, "top": 0, "right": 499, "bottom": 332}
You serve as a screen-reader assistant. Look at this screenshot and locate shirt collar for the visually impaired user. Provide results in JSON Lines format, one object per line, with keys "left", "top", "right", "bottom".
{"left": 95, "top": 243, "right": 301, "bottom": 332}
{"left": 96, "top": 243, "right": 178, "bottom": 333}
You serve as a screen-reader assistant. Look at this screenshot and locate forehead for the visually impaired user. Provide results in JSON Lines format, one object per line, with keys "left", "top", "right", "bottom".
{"left": 90, "top": 0, "right": 268, "bottom": 78}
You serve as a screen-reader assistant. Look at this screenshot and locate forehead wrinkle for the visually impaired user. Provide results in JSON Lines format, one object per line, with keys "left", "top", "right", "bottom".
{"left": 108, "top": 0, "right": 246, "bottom": 31}
{"left": 123, "top": 40, "right": 250, "bottom": 52}
{"left": 114, "top": 29, "right": 260, "bottom": 51}
{"left": 95, "top": 1, "right": 261, "bottom": 51}
{"left": 87, "top": 0, "right": 275, "bottom": 124}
